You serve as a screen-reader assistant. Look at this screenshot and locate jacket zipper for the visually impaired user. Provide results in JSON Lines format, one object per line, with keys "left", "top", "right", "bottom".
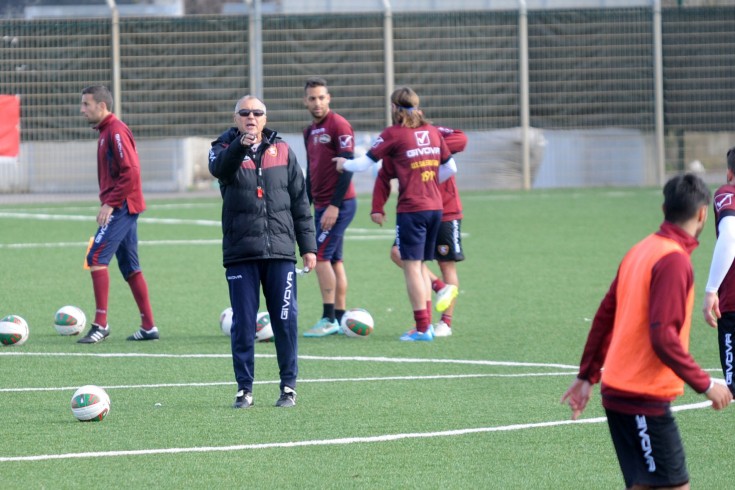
{"left": 257, "top": 151, "right": 271, "bottom": 255}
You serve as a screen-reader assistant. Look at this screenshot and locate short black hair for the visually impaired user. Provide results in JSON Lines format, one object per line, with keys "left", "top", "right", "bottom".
{"left": 662, "top": 173, "right": 711, "bottom": 224}
{"left": 727, "top": 146, "right": 735, "bottom": 173}
{"left": 304, "top": 77, "right": 328, "bottom": 92}
{"left": 81, "top": 85, "right": 113, "bottom": 110}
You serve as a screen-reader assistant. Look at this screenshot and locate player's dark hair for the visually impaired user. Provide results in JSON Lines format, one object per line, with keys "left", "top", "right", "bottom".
{"left": 81, "top": 85, "right": 113, "bottom": 110}
{"left": 727, "top": 146, "right": 735, "bottom": 173}
{"left": 304, "top": 77, "right": 328, "bottom": 92}
{"left": 390, "top": 86, "right": 430, "bottom": 128}
{"left": 662, "top": 173, "right": 711, "bottom": 224}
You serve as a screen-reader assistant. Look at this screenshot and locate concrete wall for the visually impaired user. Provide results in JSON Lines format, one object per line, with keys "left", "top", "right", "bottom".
{"left": 1, "top": 128, "right": 661, "bottom": 195}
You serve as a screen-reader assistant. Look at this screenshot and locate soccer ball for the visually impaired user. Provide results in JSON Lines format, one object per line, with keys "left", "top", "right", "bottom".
{"left": 219, "top": 307, "right": 233, "bottom": 336}
{"left": 255, "top": 311, "right": 273, "bottom": 342}
{"left": 220, "top": 308, "right": 273, "bottom": 342}
{"left": 71, "top": 385, "right": 110, "bottom": 422}
{"left": 54, "top": 305, "right": 86, "bottom": 336}
{"left": 341, "top": 308, "right": 374, "bottom": 338}
{"left": 0, "top": 314, "right": 29, "bottom": 346}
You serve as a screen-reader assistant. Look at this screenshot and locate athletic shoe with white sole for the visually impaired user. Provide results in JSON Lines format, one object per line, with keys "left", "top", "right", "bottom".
{"left": 435, "top": 284, "right": 458, "bottom": 312}
{"left": 127, "top": 327, "right": 160, "bottom": 341}
{"left": 433, "top": 321, "right": 453, "bottom": 337}
{"left": 399, "top": 327, "right": 434, "bottom": 342}
{"left": 275, "top": 386, "right": 297, "bottom": 407}
{"left": 77, "top": 323, "right": 110, "bottom": 344}
{"left": 233, "top": 390, "right": 254, "bottom": 409}
{"left": 304, "top": 318, "right": 340, "bottom": 337}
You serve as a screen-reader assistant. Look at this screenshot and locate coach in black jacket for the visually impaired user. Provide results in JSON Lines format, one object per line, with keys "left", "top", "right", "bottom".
{"left": 209, "top": 95, "right": 317, "bottom": 409}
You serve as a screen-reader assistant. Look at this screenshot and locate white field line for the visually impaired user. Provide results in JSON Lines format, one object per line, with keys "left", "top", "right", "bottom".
{"left": 0, "top": 236, "right": 393, "bottom": 249}
{"left": 0, "top": 400, "right": 714, "bottom": 463}
{"left": 0, "top": 351, "right": 578, "bottom": 369}
{"left": 0, "top": 203, "right": 219, "bottom": 213}
{"left": 0, "top": 372, "right": 577, "bottom": 393}
{"left": 0, "top": 211, "right": 393, "bottom": 234}
{"left": 0, "top": 211, "right": 221, "bottom": 226}
{"left": 0, "top": 210, "right": 468, "bottom": 242}
{"left": 0, "top": 240, "right": 222, "bottom": 249}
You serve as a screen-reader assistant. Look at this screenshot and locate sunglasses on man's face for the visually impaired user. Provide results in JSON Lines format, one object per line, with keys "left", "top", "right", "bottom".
{"left": 237, "top": 109, "right": 265, "bottom": 117}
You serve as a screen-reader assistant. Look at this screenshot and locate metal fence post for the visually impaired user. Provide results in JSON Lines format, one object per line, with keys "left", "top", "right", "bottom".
{"left": 106, "top": 0, "right": 121, "bottom": 117}
{"left": 383, "top": 0, "right": 394, "bottom": 126}
{"left": 519, "top": 0, "right": 530, "bottom": 190}
{"left": 653, "top": 0, "right": 665, "bottom": 184}
{"left": 247, "top": 0, "right": 263, "bottom": 99}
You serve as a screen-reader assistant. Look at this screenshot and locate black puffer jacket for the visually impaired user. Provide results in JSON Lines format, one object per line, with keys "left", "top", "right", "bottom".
{"left": 208, "top": 127, "right": 316, "bottom": 268}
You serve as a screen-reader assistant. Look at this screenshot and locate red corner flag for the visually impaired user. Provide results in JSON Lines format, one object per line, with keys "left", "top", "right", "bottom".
{"left": 0, "top": 95, "right": 20, "bottom": 158}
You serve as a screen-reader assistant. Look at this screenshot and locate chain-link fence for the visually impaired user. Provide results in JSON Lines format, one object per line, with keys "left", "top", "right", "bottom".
{"left": 1, "top": 5, "right": 734, "bottom": 193}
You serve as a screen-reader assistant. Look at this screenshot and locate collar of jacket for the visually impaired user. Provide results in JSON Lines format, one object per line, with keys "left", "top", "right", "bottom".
{"left": 261, "top": 127, "right": 278, "bottom": 145}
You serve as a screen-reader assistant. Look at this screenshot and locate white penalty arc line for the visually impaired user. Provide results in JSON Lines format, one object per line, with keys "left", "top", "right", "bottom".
{"left": 0, "top": 372, "right": 578, "bottom": 394}
{"left": 0, "top": 400, "right": 713, "bottom": 463}
{"left": 0, "top": 351, "right": 579, "bottom": 369}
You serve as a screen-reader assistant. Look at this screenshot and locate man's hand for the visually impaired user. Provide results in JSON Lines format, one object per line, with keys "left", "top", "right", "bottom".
{"left": 320, "top": 205, "right": 339, "bottom": 231}
{"left": 706, "top": 381, "right": 733, "bottom": 410}
{"left": 302, "top": 252, "right": 316, "bottom": 272}
{"left": 703, "top": 291, "right": 721, "bottom": 329}
{"left": 561, "top": 378, "right": 593, "bottom": 420}
{"left": 240, "top": 131, "right": 257, "bottom": 147}
{"left": 370, "top": 213, "right": 385, "bottom": 227}
{"left": 333, "top": 156, "right": 346, "bottom": 173}
{"left": 96, "top": 203, "right": 114, "bottom": 227}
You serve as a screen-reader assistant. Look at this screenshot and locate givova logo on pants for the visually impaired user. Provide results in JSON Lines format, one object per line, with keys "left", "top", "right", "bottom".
{"left": 726, "top": 333, "right": 733, "bottom": 386}
{"left": 281, "top": 271, "right": 294, "bottom": 320}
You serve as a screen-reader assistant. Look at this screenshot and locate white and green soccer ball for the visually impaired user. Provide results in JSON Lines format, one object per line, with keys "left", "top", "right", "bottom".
{"left": 71, "top": 385, "right": 110, "bottom": 422}
{"left": 54, "top": 305, "right": 86, "bottom": 336}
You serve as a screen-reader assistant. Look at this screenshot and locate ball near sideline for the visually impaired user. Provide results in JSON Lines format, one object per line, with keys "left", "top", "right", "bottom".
{"left": 71, "top": 385, "right": 110, "bottom": 422}
{"left": 0, "top": 314, "right": 29, "bottom": 346}
{"left": 54, "top": 305, "right": 86, "bottom": 336}
{"left": 341, "top": 308, "right": 374, "bottom": 338}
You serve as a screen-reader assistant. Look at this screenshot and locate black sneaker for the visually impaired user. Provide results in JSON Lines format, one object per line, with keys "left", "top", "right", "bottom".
{"left": 77, "top": 323, "right": 110, "bottom": 344}
{"left": 234, "top": 390, "right": 254, "bottom": 409}
{"left": 127, "top": 327, "right": 160, "bottom": 341}
{"left": 275, "top": 387, "right": 296, "bottom": 408}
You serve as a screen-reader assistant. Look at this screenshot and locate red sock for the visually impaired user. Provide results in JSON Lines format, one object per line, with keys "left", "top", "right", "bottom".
{"left": 91, "top": 269, "right": 109, "bottom": 327}
{"left": 413, "top": 309, "right": 431, "bottom": 333}
{"left": 441, "top": 313, "right": 452, "bottom": 327}
{"left": 432, "top": 278, "right": 446, "bottom": 293}
{"left": 128, "top": 271, "right": 156, "bottom": 329}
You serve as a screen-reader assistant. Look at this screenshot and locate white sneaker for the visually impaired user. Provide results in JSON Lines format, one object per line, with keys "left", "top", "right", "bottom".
{"left": 304, "top": 318, "right": 340, "bottom": 337}
{"left": 435, "top": 284, "right": 458, "bottom": 312}
{"left": 433, "top": 321, "right": 453, "bottom": 337}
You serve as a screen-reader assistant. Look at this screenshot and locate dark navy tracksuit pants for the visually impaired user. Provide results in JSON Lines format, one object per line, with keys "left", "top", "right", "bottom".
{"left": 226, "top": 260, "right": 298, "bottom": 394}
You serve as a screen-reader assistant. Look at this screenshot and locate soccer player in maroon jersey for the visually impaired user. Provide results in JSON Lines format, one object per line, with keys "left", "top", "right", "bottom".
{"left": 703, "top": 146, "right": 735, "bottom": 396}
{"left": 302, "top": 77, "right": 357, "bottom": 337}
{"left": 335, "top": 87, "right": 457, "bottom": 341}
{"left": 78, "top": 85, "right": 159, "bottom": 343}
{"left": 375, "top": 126, "right": 467, "bottom": 337}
